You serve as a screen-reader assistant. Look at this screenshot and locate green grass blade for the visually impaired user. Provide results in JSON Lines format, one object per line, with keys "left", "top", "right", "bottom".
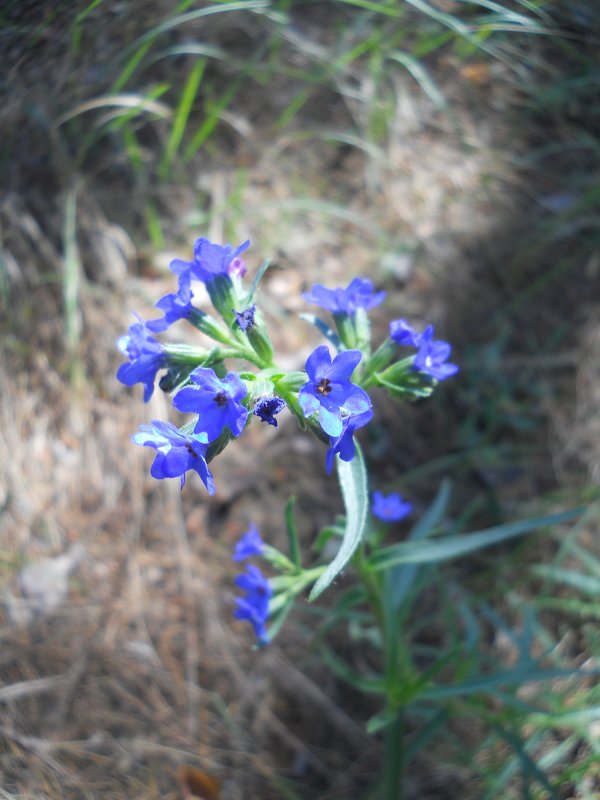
{"left": 494, "top": 724, "right": 559, "bottom": 798}
{"left": 388, "top": 51, "right": 447, "bottom": 110}
{"left": 421, "top": 664, "right": 598, "bottom": 700}
{"left": 111, "top": 40, "right": 154, "bottom": 93}
{"left": 532, "top": 565, "right": 600, "bottom": 596}
{"left": 183, "top": 76, "right": 244, "bottom": 161}
{"left": 385, "top": 480, "right": 451, "bottom": 614}
{"left": 160, "top": 57, "right": 206, "bottom": 178}
{"left": 62, "top": 188, "right": 83, "bottom": 385}
{"left": 127, "top": 1, "right": 270, "bottom": 52}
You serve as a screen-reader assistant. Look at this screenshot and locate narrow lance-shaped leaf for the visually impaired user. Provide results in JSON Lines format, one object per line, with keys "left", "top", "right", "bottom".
{"left": 369, "top": 508, "right": 583, "bottom": 571}
{"left": 309, "top": 441, "right": 368, "bottom": 600}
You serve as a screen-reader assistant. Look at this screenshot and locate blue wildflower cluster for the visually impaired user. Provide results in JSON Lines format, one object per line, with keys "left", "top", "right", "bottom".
{"left": 117, "top": 236, "right": 458, "bottom": 641}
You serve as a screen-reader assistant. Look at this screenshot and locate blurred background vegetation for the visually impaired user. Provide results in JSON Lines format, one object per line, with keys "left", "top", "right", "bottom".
{"left": 1, "top": 1, "right": 600, "bottom": 798}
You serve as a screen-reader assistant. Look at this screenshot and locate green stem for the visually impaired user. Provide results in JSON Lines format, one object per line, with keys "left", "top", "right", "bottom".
{"left": 383, "top": 708, "right": 404, "bottom": 800}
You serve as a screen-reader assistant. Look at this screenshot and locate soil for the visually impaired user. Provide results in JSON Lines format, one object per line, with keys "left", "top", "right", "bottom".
{"left": 1, "top": 3, "right": 599, "bottom": 798}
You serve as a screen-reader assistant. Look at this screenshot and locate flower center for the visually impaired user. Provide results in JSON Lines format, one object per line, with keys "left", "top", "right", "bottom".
{"left": 317, "top": 378, "right": 332, "bottom": 395}
{"left": 214, "top": 391, "right": 229, "bottom": 406}
{"left": 185, "top": 443, "right": 198, "bottom": 458}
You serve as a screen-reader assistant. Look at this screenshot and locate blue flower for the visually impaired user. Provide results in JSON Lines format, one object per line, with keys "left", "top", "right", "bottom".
{"left": 146, "top": 270, "right": 193, "bottom": 333}
{"left": 372, "top": 491, "right": 413, "bottom": 522}
{"left": 234, "top": 564, "right": 272, "bottom": 643}
{"left": 132, "top": 420, "right": 214, "bottom": 493}
{"left": 390, "top": 320, "right": 459, "bottom": 381}
{"left": 254, "top": 396, "right": 286, "bottom": 427}
{"left": 191, "top": 237, "right": 250, "bottom": 285}
{"left": 325, "top": 408, "right": 373, "bottom": 474}
{"left": 233, "top": 304, "right": 256, "bottom": 332}
{"left": 303, "top": 278, "right": 385, "bottom": 316}
{"left": 389, "top": 319, "right": 421, "bottom": 348}
{"left": 299, "top": 346, "right": 371, "bottom": 437}
{"left": 232, "top": 524, "right": 265, "bottom": 561}
{"left": 117, "top": 315, "right": 167, "bottom": 402}
{"left": 172, "top": 367, "right": 248, "bottom": 442}
{"left": 413, "top": 326, "right": 459, "bottom": 381}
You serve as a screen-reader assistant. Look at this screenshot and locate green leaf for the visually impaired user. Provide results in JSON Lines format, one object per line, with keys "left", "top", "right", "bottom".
{"left": 284, "top": 496, "right": 301, "bottom": 568}
{"left": 160, "top": 57, "right": 206, "bottom": 177}
{"left": 388, "top": 50, "right": 447, "bottom": 110}
{"left": 320, "top": 645, "right": 385, "bottom": 695}
{"left": 531, "top": 565, "right": 600, "bottom": 596}
{"left": 420, "top": 664, "right": 598, "bottom": 700}
{"left": 386, "top": 480, "right": 451, "bottom": 612}
{"left": 309, "top": 443, "right": 369, "bottom": 600}
{"left": 244, "top": 259, "right": 271, "bottom": 305}
{"left": 369, "top": 508, "right": 583, "bottom": 571}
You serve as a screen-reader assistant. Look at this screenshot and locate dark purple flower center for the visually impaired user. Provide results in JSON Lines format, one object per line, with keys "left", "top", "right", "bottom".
{"left": 214, "top": 391, "right": 229, "bottom": 406}
{"left": 317, "top": 378, "right": 332, "bottom": 396}
{"left": 185, "top": 442, "right": 199, "bottom": 457}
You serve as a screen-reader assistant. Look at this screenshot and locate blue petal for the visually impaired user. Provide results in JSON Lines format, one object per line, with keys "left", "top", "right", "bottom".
{"left": 319, "top": 405, "right": 343, "bottom": 437}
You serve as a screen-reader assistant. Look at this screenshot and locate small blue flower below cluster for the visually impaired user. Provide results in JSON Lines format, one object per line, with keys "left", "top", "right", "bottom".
{"left": 299, "top": 346, "right": 371, "bottom": 437}
{"left": 232, "top": 524, "right": 265, "bottom": 561}
{"left": 132, "top": 420, "right": 214, "bottom": 493}
{"left": 234, "top": 564, "right": 272, "bottom": 643}
{"left": 117, "top": 315, "right": 166, "bottom": 402}
{"left": 172, "top": 367, "right": 248, "bottom": 442}
{"left": 372, "top": 491, "right": 413, "bottom": 522}
{"left": 304, "top": 277, "right": 385, "bottom": 316}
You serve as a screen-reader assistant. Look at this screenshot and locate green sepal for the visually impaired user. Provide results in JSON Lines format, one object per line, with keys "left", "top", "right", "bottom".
{"left": 334, "top": 308, "right": 371, "bottom": 354}
{"left": 206, "top": 274, "right": 237, "bottom": 325}
{"left": 375, "top": 358, "right": 435, "bottom": 400}
{"left": 187, "top": 308, "right": 235, "bottom": 345}
{"left": 158, "top": 363, "right": 197, "bottom": 394}
{"left": 361, "top": 338, "right": 397, "bottom": 384}
{"left": 163, "top": 342, "right": 210, "bottom": 364}
{"left": 247, "top": 324, "right": 274, "bottom": 366}
{"left": 274, "top": 371, "right": 306, "bottom": 394}
{"left": 205, "top": 427, "right": 233, "bottom": 462}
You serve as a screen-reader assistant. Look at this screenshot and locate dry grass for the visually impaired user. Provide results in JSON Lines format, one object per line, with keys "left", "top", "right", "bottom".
{"left": 1, "top": 2, "right": 599, "bottom": 798}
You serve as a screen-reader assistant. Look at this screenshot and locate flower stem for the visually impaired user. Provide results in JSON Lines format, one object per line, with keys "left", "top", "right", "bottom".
{"left": 383, "top": 708, "right": 404, "bottom": 800}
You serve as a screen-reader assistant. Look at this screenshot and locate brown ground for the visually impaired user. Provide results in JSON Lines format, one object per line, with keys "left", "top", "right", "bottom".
{"left": 1, "top": 3, "right": 599, "bottom": 798}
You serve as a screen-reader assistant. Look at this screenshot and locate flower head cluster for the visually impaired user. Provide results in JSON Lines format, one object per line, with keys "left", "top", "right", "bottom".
{"left": 390, "top": 320, "right": 459, "bottom": 381}
{"left": 304, "top": 278, "right": 385, "bottom": 316}
{"left": 372, "top": 491, "right": 412, "bottom": 522}
{"left": 117, "top": 235, "right": 458, "bottom": 499}
{"left": 232, "top": 526, "right": 271, "bottom": 643}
